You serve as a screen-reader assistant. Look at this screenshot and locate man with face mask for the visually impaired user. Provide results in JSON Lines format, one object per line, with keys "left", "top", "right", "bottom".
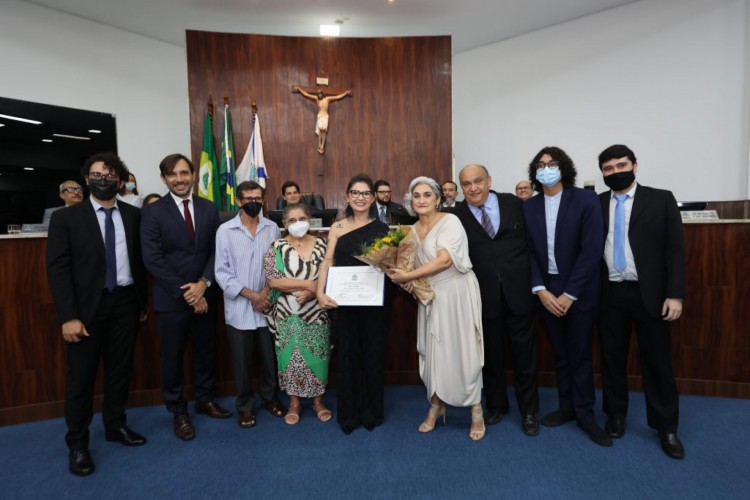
{"left": 597, "top": 144, "right": 686, "bottom": 459}
{"left": 141, "top": 153, "right": 230, "bottom": 441}
{"left": 214, "top": 180, "right": 287, "bottom": 428}
{"left": 523, "top": 146, "right": 609, "bottom": 447}
{"left": 46, "top": 153, "right": 149, "bottom": 476}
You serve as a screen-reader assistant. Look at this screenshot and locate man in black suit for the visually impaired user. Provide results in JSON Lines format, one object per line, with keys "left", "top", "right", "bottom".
{"left": 141, "top": 153, "right": 231, "bottom": 441}
{"left": 454, "top": 164, "right": 540, "bottom": 436}
{"left": 374, "top": 179, "right": 409, "bottom": 223}
{"left": 597, "top": 144, "right": 686, "bottom": 459}
{"left": 46, "top": 153, "right": 148, "bottom": 476}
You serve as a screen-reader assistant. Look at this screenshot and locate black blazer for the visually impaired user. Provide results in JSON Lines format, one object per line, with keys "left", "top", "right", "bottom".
{"left": 454, "top": 191, "right": 534, "bottom": 318}
{"left": 599, "top": 184, "right": 686, "bottom": 318}
{"left": 46, "top": 199, "right": 148, "bottom": 326}
{"left": 141, "top": 194, "right": 220, "bottom": 313}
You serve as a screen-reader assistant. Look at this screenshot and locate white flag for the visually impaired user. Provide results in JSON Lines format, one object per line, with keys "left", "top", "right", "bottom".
{"left": 236, "top": 112, "right": 267, "bottom": 188}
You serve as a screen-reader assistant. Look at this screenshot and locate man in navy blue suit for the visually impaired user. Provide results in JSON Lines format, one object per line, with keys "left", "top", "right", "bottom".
{"left": 523, "top": 146, "right": 610, "bottom": 447}
{"left": 141, "top": 153, "right": 231, "bottom": 441}
{"left": 597, "top": 144, "right": 685, "bottom": 459}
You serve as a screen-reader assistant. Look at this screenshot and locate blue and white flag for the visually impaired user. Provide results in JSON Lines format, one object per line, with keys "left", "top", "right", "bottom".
{"left": 236, "top": 112, "right": 268, "bottom": 188}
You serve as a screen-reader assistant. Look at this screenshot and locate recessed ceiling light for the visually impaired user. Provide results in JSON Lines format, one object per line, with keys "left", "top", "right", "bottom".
{"left": 24, "top": 167, "right": 34, "bottom": 171}
{"left": 52, "top": 133, "right": 91, "bottom": 140}
{"left": 0, "top": 123, "right": 5, "bottom": 127}
{"left": 320, "top": 24, "right": 340, "bottom": 37}
{"left": 0, "top": 113, "right": 42, "bottom": 125}
{"left": 42, "top": 139, "right": 53, "bottom": 143}
{"left": 88, "top": 129, "right": 101, "bottom": 134}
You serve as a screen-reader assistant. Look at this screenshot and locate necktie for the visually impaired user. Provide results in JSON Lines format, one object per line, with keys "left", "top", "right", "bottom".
{"left": 379, "top": 205, "right": 387, "bottom": 223}
{"left": 183, "top": 199, "right": 195, "bottom": 240}
{"left": 102, "top": 207, "right": 117, "bottom": 292}
{"left": 613, "top": 194, "right": 628, "bottom": 272}
{"left": 479, "top": 204, "right": 495, "bottom": 238}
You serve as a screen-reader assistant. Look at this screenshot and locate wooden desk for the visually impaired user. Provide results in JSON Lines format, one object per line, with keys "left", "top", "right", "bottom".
{"left": 1, "top": 221, "right": 748, "bottom": 425}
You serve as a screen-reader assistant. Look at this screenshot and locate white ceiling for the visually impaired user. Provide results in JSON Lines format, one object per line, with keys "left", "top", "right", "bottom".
{"left": 26, "top": 0, "right": 638, "bottom": 54}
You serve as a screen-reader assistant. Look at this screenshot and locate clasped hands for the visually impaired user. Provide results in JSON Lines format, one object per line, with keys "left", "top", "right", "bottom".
{"left": 240, "top": 286, "right": 272, "bottom": 312}
{"left": 537, "top": 290, "right": 573, "bottom": 318}
{"left": 182, "top": 281, "right": 208, "bottom": 314}
{"left": 386, "top": 268, "right": 414, "bottom": 293}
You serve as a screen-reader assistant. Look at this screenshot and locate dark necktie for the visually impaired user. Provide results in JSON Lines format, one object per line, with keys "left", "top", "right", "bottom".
{"left": 479, "top": 204, "right": 495, "bottom": 238}
{"left": 183, "top": 199, "right": 195, "bottom": 240}
{"left": 379, "top": 205, "right": 387, "bottom": 223}
{"left": 613, "top": 194, "right": 628, "bottom": 272}
{"left": 102, "top": 207, "right": 117, "bottom": 292}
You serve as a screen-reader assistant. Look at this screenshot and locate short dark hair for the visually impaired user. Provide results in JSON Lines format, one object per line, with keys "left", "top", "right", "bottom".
{"left": 159, "top": 153, "right": 194, "bottom": 176}
{"left": 346, "top": 173, "right": 377, "bottom": 219}
{"left": 143, "top": 193, "right": 161, "bottom": 205}
{"left": 281, "top": 180, "right": 300, "bottom": 196}
{"left": 81, "top": 152, "right": 129, "bottom": 181}
{"left": 528, "top": 146, "right": 577, "bottom": 192}
{"left": 237, "top": 180, "right": 264, "bottom": 199}
{"left": 283, "top": 202, "right": 311, "bottom": 222}
{"left": 441, "top": 180, "right": 457, "bottom": 190}
{"left": 373, "top": 180, "right": 391, "bottom": 192}
{"left": 598, "top": 144, "right": 637, "bottom": 169}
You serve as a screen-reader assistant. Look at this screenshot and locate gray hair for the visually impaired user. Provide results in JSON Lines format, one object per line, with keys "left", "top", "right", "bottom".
{"left": 59, "top": 180, "right": 79, "bottom": 192}
{"left": 403, "top": 176, "right": 442, "bottom": 216}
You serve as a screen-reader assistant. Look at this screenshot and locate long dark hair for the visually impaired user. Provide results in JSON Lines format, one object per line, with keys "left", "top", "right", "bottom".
{"left": 344, "top": 173, "right": 378, "bottom": 220}
{"left": 528, "top": 146, "right": 577, "bottom": 192}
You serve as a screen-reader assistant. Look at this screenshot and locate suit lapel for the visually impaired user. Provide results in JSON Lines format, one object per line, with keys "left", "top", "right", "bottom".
{"left": 554, "top": 188, "right": 572, "bottom": 253}
{"left": 166, "top": 196, "right": 193, "bottom": 246}
{"left": 495, "top": 192, "right": 510, "bottom": 237}
{"left": 629, "top": 183, "right": 646, "bottom": 233}
{"left": 459, "top": 200, "right": 488, "bottom": 239}
{"left": 191, "top": 194, "right": 202, "bottom": 248}
{"left": 82, "top": 200, "right": 106, "bottom": 260}
{"left": 601, "top": 191, "right": 611, "bottom": 233}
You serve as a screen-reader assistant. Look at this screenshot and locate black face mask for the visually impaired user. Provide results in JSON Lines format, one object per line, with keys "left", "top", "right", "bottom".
{"left": 603, "top": 170, "right": 635, "bottom": 192}
{"left": 88, "top": 179, "right": 119, "bottom": 201}
{"left": 241, "top": 201, "right": 262, "bottom": 218}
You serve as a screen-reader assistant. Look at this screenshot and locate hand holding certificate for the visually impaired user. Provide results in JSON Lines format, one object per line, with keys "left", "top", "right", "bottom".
{"left": 325, "top": 266, "right": 385, "bottom": 306}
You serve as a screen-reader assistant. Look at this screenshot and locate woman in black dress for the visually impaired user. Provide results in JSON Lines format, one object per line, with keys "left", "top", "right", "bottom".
{"left": 317, "top": 173, "right": 391, "bottom": 434}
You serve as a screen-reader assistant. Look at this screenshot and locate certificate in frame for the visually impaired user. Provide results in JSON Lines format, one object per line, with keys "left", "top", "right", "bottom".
{"left": 325, "top": 266, "right": 385, "bottom": 306}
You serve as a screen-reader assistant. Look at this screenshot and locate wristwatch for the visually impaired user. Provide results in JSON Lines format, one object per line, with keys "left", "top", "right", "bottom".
{"left": 200, "top": 277, "right": 211, "bottom": 288}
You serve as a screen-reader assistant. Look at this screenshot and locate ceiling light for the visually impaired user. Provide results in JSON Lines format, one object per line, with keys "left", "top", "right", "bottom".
{"left": 24, "top": 167, "right": 34, "bottom": 171}
{"left": 88, "top": 129, "right": 101, "bottom": 133}
{"left": 0, "top": 123, "right": 5, "bottom": 127}
{"left": 42, "top": 139, "right": 53, "bottom": 143}
{"left": 52, "top": 133, "right": 91, "bottom": 140}
{"left": 320, "top": 24, "right": 340, "bottom": 37}
{"left": 0, "top": 113, "right": 42, "bottom": 125}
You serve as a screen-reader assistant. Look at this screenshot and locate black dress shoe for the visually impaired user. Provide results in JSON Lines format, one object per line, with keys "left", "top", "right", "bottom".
{"left": 174, "top": 414, "right": 195, "bottom": 441}
{"left": 521, "top": 414, "right": 539, "bottom": 436}
{"left": 484, "top": 410, "right": 506, "bottom": 426}
{"left": 105, "top": 426, "right": 147, "bottom": 446}
{"left": 659, "top": 432, "right": 685, "bottom": 459}
{"left": 69, "top": 449, "right": 95, "bottom": 476}
{"left": 541, "top": 410, "right": 576, "bottom": 427}
{"left": 195, "top": 400, "right": 232, "bottom": 419}
{"left": 577, "top": 420, "right": 613, "bottom": 447}
{"left": 605, "top": 418, "right": 625, "bottom": 438}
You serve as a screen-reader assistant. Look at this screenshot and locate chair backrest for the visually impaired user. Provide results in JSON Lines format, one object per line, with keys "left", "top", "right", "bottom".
{"left": 275, "top": 193, "right": 325, "bottom": 210}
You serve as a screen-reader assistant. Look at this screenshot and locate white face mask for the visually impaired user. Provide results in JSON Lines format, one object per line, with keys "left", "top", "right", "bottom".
{"left": 288, "top": 220, "right": 310, "bottom": 238}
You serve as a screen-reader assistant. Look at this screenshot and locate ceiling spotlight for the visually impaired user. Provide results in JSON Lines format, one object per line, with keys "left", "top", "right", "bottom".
{"left": 0, "top": 123, "right": 5, "bottom": 127}
{"left": 52, "top": 133, "right": 91, "bottom": 140}
{"left": 24, "top": 167, "right": 35, "bottom": 171}
{"left": 320, "top": 24, "right": 340, "bottom": 37}
{"left": 0, "top": 113, "right": 42, "bottom": 125}
{"left": 88, "top": 129, "right": 101, "bottom": 134}
{"left": 42, "top": 139, "right": 53, "bottom": 143}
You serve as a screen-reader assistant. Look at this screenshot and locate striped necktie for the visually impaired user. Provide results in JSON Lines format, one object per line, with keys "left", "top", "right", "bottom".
{"left": 479, "top": 204, "right": 495, "bottom": 238}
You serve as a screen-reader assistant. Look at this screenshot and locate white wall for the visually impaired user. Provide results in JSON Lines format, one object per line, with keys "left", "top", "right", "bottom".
{"left": 0, "top": 0, "right": 190, "bottom": 197}
{"left": 454, "top": 0, "right": 750, "bottom": 202}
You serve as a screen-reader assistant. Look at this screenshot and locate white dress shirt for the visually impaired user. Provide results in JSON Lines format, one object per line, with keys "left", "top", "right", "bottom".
{"left": 90, "top": 197, "right": 134, "bottom": 287}
{"left": 605, "top": 183, "right": 639, "bottom": 282}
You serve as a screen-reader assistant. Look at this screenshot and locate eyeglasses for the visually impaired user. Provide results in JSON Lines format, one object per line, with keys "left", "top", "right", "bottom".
{"left": 535, "top": 161, "right": 560, "bottom": 171}
{"left": 349, "top": 190, "right": 374, "bottom": 199}
{"left": 61, "top": 187, "right": 83, "bottom": 194}
{"left": 285, "top": 217, "right": 309, "bottom": 224}
{"left": 88, "top": 172, "right": 120, "bottom": 181}
{"left": 240, "top": 196, "right": 264, "bottom": 204}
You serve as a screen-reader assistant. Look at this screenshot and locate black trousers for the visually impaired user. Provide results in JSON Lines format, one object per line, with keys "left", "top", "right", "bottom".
{"left": 225, "top": 325, "right": 279, "bottom": 412}
{"left": 482, "top": 290, "right": 539, "bottom": 415}
{"left": 64, "top": 287, "right": 139, "bottom": 451}
{"left": 156, "top": 307, "right": 217, "bottom": 414}
{"left": 599, "top": 281, "right": 679, "bottom": 432}
{"left": 334, "top": 305, "right": 389, "bottom": 430}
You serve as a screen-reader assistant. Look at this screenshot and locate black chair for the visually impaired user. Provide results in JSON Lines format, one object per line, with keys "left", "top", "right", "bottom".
{"left": 276, "top": 193, "right": 325, "bottom": 210}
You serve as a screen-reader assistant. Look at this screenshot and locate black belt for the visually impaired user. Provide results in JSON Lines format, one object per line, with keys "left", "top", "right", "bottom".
{"left": 103, "top": 284, "right": 135, "bottom": 294}
{"left": 609, "top": 280, "right": 638, "bottom": 286}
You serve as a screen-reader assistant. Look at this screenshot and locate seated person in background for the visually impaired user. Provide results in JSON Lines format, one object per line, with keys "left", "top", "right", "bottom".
{"left": 373, "top": 179, "right": 408, "bottom": 223}
{"left": 42, "top": 180, "right": 84, "bottom": 225}
{"left": 515, "top": 180, "right": 533, "bottom": 201}
{"left": 440, "top": 180, "right": 458, "bottom": 209}
{"left": 142, "top": 193, "right": 162, "bottom": 206}
{"left": 117, "top": 173, "right": 142, "bottom": 208}
{"left": 280, "top": 181, "right": 303, "bottom": 207}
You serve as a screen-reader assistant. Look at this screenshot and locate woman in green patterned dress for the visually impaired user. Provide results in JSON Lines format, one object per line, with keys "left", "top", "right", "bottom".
{"left": 264, "top": 203, "right": 331, "bottom": 424}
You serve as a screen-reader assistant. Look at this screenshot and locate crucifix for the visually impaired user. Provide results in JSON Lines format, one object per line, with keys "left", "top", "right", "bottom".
{"left": 293, "top": 85, "right": 352, "bottom": 154}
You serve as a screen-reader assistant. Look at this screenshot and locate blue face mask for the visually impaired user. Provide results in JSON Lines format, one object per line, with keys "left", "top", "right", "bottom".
{"left": 535, "top": 167, "right": 562, "bottom": 187}
{"left": 124, "top": 182, "right": 136, "bottom": 191}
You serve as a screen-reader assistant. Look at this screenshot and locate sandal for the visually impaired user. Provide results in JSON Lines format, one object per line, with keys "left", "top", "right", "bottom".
{"left": 419, "top": 402, "right": 446, "bottom": 433}
{"left": 469, "top": 403, "right": 485, "bottom": 441}
{"left": 313, "top": 397, "right": 332, "bottom": 422}
{"left": 284, "top": 403, "right": 301, "bottom": 425}
{"left": 261, "top": 398, "right": 288, "bottom": 418}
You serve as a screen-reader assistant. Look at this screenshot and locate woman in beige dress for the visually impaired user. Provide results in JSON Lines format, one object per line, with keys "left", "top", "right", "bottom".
{"left": 387, "top": 176, "right": 485, "bottom": 440}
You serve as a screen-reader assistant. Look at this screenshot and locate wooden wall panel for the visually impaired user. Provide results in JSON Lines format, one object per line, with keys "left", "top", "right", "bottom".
{"left": 185, "top": 32, "right": 453, "bottom": 208}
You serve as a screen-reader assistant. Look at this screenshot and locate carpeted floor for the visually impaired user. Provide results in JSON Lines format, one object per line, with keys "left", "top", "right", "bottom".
{"left": 1, "top": 386, "right": 749, "bottom": 499}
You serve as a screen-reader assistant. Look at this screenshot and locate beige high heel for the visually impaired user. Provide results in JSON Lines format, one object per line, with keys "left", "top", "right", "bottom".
{"left": 419, "top": 403, "right": 446, "bottom": 433}
{"left": 469, "top": 404, "right": 485, "bottom": 441}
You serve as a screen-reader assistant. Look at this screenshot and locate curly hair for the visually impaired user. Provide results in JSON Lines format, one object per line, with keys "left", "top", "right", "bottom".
{"left": 404, "top": 176, "right": 441, "bottom": 216}
{"left": 82, "top": 152, "right": 129, "bottom": 181}
{"left": 528, "top": 146, "right": 577, "bottom": 192}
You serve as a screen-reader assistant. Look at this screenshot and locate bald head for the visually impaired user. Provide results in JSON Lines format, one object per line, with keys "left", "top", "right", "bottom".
{"left": 458, "top": 164, "right": 492, "bottom": 207}
{"left": 515, "top": 180, "right": 533, "bottom": 201}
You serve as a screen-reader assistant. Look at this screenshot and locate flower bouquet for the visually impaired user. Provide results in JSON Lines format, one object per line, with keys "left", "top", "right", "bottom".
{"left": 355, "top": 226, "right": 435, "bottom": 305}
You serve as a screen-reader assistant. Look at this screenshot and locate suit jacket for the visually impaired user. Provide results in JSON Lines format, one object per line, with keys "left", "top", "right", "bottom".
{"left": 523, "top": 187, "right": 604, "bottom": 312}
{"left": 46, "top": 199, "right": 148, "bottom": 326}
{"left": 141, "top": 194, "right": 220, "bottom": 313}
{"left": 454, "top": 191, "right": 534, "bottom": 317}
{"left": 599, "top": 184, "right": 685, "bottom": 318}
